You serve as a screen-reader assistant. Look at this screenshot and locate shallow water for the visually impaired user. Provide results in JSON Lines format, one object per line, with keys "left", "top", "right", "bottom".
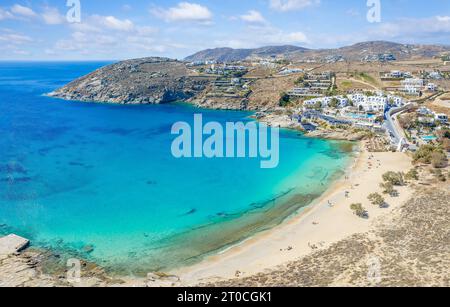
{"left": 0, "top": 62, "right": 353, "bottom": 274}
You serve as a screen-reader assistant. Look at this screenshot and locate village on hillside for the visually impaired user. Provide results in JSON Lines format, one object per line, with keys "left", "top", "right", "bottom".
{"left": 185, "top": 53, "right": 450, "bottom": 156}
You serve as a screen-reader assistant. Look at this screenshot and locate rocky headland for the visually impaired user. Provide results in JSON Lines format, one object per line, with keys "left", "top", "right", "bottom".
{"left": 48, "top": 57, "right": 213, "bottom": 105}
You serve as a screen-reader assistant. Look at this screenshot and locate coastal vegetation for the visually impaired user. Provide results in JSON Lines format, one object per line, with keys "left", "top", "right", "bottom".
{"left": 350, "top": 203, "right": 368, "bottom": 218}
{"left": 413, "top": 145, "right": 448, "bottom": 168}
{"left": 380, "top": 182, "right": 398, "bottom": 197}
{"left": 405, "top": 168, "right": 419, "bottom": 181}
{"left": 367, "top": 193, "right": 386, "bottom": 208}
{"left": 382, "top": 171, "right": 405, "bottom": 186}
{"left": 432, "top": 169, "right": 447, "bottom": 182}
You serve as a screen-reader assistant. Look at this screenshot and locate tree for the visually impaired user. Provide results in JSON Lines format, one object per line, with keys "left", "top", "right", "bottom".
{"left": 350, "top": 203, "right": 368, "bottom": 218}
{"left": 295, "top": 76, "right": 304, "bottom": 85}
{"left": 382, "top": 171, "right": 405, "bottom": 186}
{"left": 368, "top": 193, "right": 386, "bottom": 208}
{"left": 279, "top": 92, "right": 290, "bottom": 107}
{"left": 314, "top": 101, "right": 322, "bottom": 110}
{"left": 329, "top": 98, "right": 339, "bottom": 109}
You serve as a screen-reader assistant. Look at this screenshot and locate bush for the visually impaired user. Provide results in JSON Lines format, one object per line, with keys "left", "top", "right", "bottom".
{"left": 382, "top": 171, "right": 405, "bottom": 186}
{"left": 368, "top": 193, "right": 385, "bottom": 208}
{"left": 430, "top": 151, "right": 448, "bottom": 168}
{"left": 413, "top": 145, "right": 447, "bottom": 168}
{"left": 405, "top": 168, "right": 419, "bottom": 181}
{"left": 350, "top": 203, "right": 368, "bottom": 218}
{"left": 380, "top": 182, "right": 398, "bottom": 197}
{"left": 432, "top": 169, "right": 447, "bottom": 182}
{"left": 279, "top": 92, "right": 290, "bottom": 107}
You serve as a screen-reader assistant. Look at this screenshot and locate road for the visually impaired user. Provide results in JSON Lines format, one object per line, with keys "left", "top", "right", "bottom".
{"left": 384, "top": 103, "right": 414, "bottom": 150}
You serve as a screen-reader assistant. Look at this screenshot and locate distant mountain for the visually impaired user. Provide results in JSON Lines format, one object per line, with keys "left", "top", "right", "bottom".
{"left": 330, "top": 41, "right": 450, "bottom": 61}
{"left": 185, "top": 41, "right": 450, "bottom": 62}
{"left": 185, "top": 45, "right": 310, "bottom": 62}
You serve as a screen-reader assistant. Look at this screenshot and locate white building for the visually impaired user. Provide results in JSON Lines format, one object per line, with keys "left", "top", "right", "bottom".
{"left": 401, "top": 78, "right": 424, "bottom": 87}
{"left": 387, "top": 95, "right": 404, "bottom": 106}
{"left": 428, "top": 71, "right": 442, "bottom": 80}
{"left": 427, "top": 83, "right": 437, "bottom": 91}
{"left": 435, "top": 114, "right": 448, "bottom": 123}
{"left": 304, "top": 92, "right": 403, "bottom": 113}
{"left": 279, "top": 68, "right": 303, "bottom": 75}
{"left": 390, "top": 70, "right": 403, "bottom": 78}
{"left": 303, "top": 96, "right": 349, "bottom": 108}
{"left": 349, "top": 94, "right": 387, "bottom": 112}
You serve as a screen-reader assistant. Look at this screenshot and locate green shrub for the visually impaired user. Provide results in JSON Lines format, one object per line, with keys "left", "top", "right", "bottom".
{"left": 279, "top": 92, "right": 290, "bottom": 107}
{"left": 382, "top": 171, "right": 405, "bottom": 186}
{"left": 368, "top": 193, "right": 385, "bottom": 208}
{"left": 430, "top": 151, "right": 448, "bottom": 168}
{"left": 380, "top": 182, "right": 398, "bottom": 197}
{"left": 413, "top": 145, "right": 447, "bottom": 168}
{"left": 350, "top": 203, "right": 368, "bottom": 218}
{"left": 405, "top": 168, "right": 419, "bottom": 181}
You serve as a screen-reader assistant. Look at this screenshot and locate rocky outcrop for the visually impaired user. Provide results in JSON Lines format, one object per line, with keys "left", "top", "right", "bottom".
{"left": 0, "top": 234, "right": 29, "bottom": 259}
{"left": 48, "top": 57, "right": 212, "bottom": 105}
{"left": 306, "top": 129, "right": 369, "bottom": 141}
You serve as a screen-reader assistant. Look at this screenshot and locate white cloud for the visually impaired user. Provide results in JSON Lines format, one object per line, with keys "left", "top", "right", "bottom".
{"left": 369, "top": 16, "right": 450, "bottom": 39}
{"left": 0, "top": 33, "right": 33, "bottom": 44}
{"left": 100, "top": 16, "right": 135, "bottom": 31}
{"left": 270, "top": 0, "right": 320, "bottom": 12}
{"left": 240, "top": 10, "right": 267, "bottom": 24}
{"left": 214, "top": 26, "right": 309, "bottom": 49}
{"left": 11, "top": 4, "right": 37, "bottom": 17}
{"left": 280, "top": 32, "right": 308, "bottom": 43}
{"left": 313, "top": 15, "right": 450, "bottom": 47}
{"left": 436, "top": 16, "right": 450, "bottom": 23}
{"left": 42, "top": 7, "right": 65, "bottom": 25}
{"left": 152, "top": 2, "right": 213, "bottom": 23}
{"left": 0, "top": 8, "right": 14, "bottom": 20}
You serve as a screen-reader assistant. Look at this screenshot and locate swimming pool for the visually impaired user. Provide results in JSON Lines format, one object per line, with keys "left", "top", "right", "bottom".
{"left": 422, "top": 135, "right": 438, "bottom": 141}
{"left": 346, "top": 113, "right": 376, "bottom": 120}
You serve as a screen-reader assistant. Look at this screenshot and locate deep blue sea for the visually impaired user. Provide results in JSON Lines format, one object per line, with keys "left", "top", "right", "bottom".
{"left": 0, "top": 62, "right": 353, "bottom": 275}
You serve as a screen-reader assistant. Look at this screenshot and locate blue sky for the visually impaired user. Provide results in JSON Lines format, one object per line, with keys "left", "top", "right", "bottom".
{"left": 0, "top": 0, "right": 449, "bottom": 60}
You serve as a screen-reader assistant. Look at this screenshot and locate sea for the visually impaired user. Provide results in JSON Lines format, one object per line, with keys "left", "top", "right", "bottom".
{"left": 0, "top": 62, "right": 353, "bottom": 275}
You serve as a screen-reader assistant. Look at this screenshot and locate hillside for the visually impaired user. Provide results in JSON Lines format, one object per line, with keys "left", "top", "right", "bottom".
{"left": 185, "top": 45, "right": 309, "bottom": 62}
{"left": 48, "top": 57, "right": 212, "bottom": 104}
{"left": 185, "top": 41, "right": 450, "bottom": 62}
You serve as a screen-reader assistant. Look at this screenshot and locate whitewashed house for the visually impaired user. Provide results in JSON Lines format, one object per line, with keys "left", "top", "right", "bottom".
{"left": 348, "top": 94, "right": 387, "bottom": 112}
{"left": 427, "top": 83, "right": 437, "bottom": 91}
{"left": 435, "top": 114, "right": 448, "bottom": 123}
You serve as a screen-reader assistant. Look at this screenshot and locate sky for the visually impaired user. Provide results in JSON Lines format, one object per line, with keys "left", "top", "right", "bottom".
{"left": 0, "top": 0, "right": 449, "bottom": 60}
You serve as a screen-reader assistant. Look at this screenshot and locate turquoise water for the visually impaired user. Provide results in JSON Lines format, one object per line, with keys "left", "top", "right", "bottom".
{"left": 0, "top": 62, "right": 353, "bottom": 275}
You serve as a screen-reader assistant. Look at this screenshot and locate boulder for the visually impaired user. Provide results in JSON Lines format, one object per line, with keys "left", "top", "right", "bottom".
{"left": 0, "top": 234, "right": 30, "bottom": 257}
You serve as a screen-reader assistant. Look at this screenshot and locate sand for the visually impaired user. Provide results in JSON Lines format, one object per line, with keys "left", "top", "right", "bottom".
{"left": 158, "top": 143, "right": 414, "bottom": 286}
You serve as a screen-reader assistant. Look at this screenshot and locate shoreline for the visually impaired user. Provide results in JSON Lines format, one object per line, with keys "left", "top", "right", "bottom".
{"left": 0, "top": 124, "right": 415, "bottom": 287}
{"left": 2, "top": 95, "right": 413, "bottom": 286}
{"left": 140, "top": 141, "right": 414, "bottom": 286}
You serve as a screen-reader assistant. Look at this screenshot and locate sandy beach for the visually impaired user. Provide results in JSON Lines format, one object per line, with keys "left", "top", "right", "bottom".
{"left": 155, "top": 143, "right": 414, "bottom": 286}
